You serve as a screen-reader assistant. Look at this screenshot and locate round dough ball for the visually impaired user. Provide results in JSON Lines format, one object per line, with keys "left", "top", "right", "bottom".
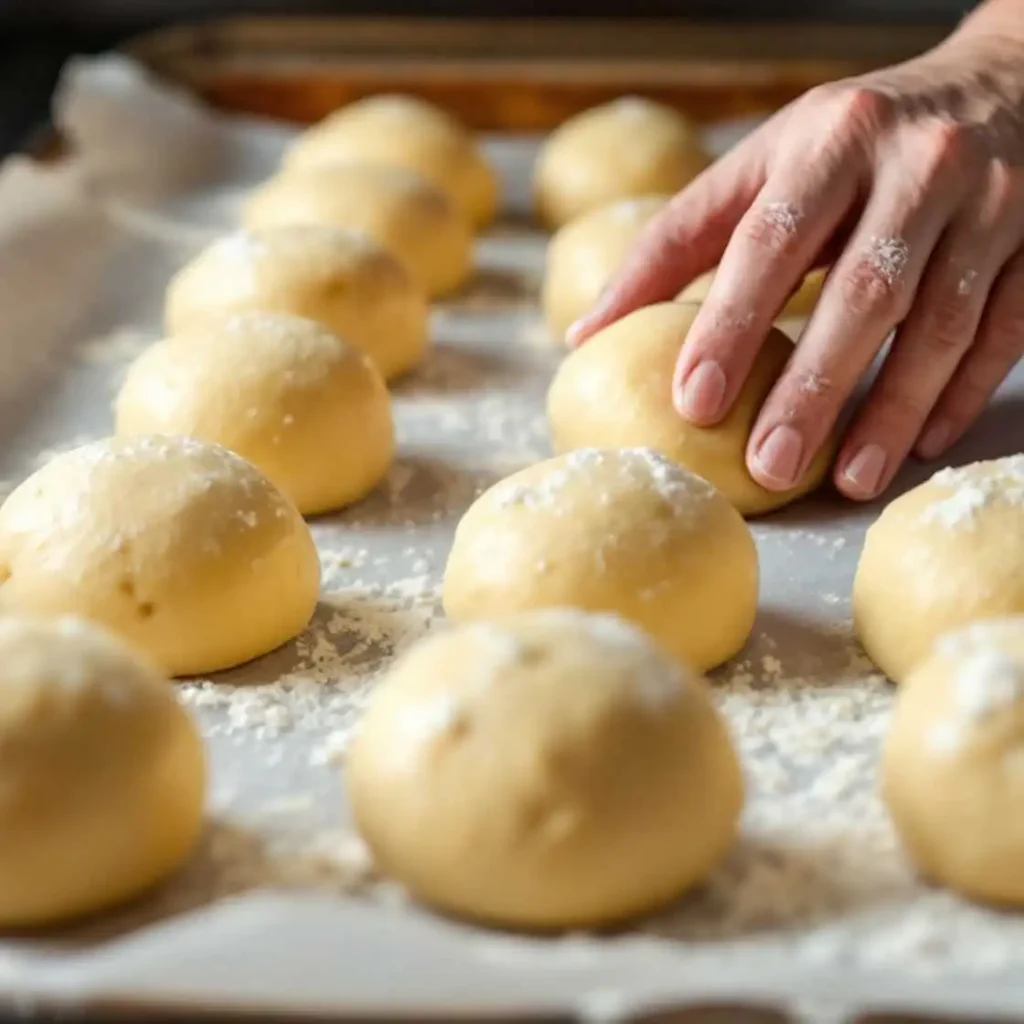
{"left": 534, "top": 97, "right": 708, "bottom": 229}
{"left": 0, "top": 436, "right": 321, "bottom": 677}
{"left": 548, "top": 302, "right": 834, "bottom": 516}
{"left": 679, "top": 266, "right": 827, "bottom": 319}
{"left": 115, "top": 313, "right": 394, "bottom": 517}
{"left": 164, "top": 224, "right": 429, "bottom": 381}
{"left": 284, "top": 94, "right": 499, "bottom": 229}
{"left": 242, "top": 164, "right": 473, "bottom": 299}
{"left": 883, "top": 618, "right": 1024, "bottom": 905}
{"left": 443, "top": 447, "right": 757, "bottom": 672}
{"left": 0, "top": 616, "right": 204, "bottom": 926}
{"left": 854, "top": 456, "right": 1024, "bottom": 683}
{"left": 348, "top": 608, "right": 743, "bottom": 929}
{"left": 542, "top": 194, "right": 669, "bottom": 339}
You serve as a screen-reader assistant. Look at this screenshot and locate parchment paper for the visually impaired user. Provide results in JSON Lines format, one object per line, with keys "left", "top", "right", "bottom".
{"left": 1, "top": 52, "right": 1024, "bottom": 1021}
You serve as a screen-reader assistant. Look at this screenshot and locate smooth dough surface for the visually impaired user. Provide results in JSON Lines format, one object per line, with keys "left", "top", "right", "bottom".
{"left": 0, "top": 436, "right": 321, "bottom": 676}
{"left": 348, "top": 608, "right": 743, "bottom": 929}
{"left": 548, "top": 302, "right": 834, "bottom": 516}
{"left": 443, "top": 447, "right": 757, "bottom": 672}
{"left": 679, "top": 266, "right": 827, "bottom": 319}
{"left": 242, "top": 165, "right": 473, "bottom": 298}
{"left": 284, "top": 94, "right": 499, "bottom": 228}
{"left": 165, "top": 225, "right": 429, "bottom": 380}
{"left": 884, "top": 618, "right": 1024, "bottom": 905}
{"left": 534, "top": 97, "right": 708, "bottom": 228}
{"left": 542, "top": 194, "right": 669, "bottom": 339}
{"left": 116, "top": 313, "right": 394, "bottom": 516}
{"left": 854, "top": 456, "right": 1024, "bottom": 683}
{"left": 0, "top": 617, "right": 204, "bottom": 926}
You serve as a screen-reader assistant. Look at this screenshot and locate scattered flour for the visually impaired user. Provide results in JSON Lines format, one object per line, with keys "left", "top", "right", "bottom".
{"left": 922, "top": 456, "right": 1024, "bottom": 530}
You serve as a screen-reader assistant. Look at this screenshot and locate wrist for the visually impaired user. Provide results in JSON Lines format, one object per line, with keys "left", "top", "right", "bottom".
{"left": 951, "top": 0, "right": 1024, "bottom": 50}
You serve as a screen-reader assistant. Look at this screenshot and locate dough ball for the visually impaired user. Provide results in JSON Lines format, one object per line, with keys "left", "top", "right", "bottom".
{"left": 0, "top": 436, "right": 321, "bottom": 677}
{"left": 115, "top": 313, "right": 394, "bottom": 517}
{"left": 443, "top": 447, "right": 757, "bottom": 672}
{"left": 165, "top": 225, "right": 429, "bottom": 381}
{"left": 854, "top": 456, "right": 1024, "bottom": 683}
{"left": 679, "top": 266, "right": 827, "bottom": 319}
{"left": 534, "top": 97, "right": 708, "bottom": 229}
{"left": 242, "top": 164, "right": 473, "bottom": 299}
{"left": 542, "top": 194, "right": 669, "bottom": 339}
{"left": 883, "top": 618, "right": 1024, "bottom": 905}
{"left": 548, "top": 302, "right": 833, "bottom": 516}
{"left": 348, "top": 608, "right": 743, "bottom": 929}
{"left": 284, "top": 94, "right": 499, "bottom": 229}
{"left": 0, "top": 616, "right": 204, "bottom": 926}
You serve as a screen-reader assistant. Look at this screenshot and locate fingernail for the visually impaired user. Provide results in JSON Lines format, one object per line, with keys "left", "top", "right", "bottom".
{"left": 564, "top": 316, "right": 592, "bottom": 348}
{"left": 674, "top": 360, "right": 727, "bottom": 421}
{"left": 841, "top": 443, "right": 887, "bottom": 499}
{"left": 917, "top": 418, "right": 951, "bottom": 460}
{"left": 752, "top": 424, "right": 804, "bottom": 489}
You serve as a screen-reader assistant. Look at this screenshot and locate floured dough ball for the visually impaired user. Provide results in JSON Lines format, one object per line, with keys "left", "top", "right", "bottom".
{"left": 0, "top": 436, "right": 320, "bottom": 676}
{"left": 348, "top": 609, "right": 743, "bottom": 929}
{"left": 284, "top": 94, "right": 499, "bottom": 229}
{"left": 115, "top": 313, "right": 394, "bottom": 516}
{"left": 548, "top": 302, "right": 833, "bottom": 516}
{"left": 0, "top": 617, "right": 204, "bottom": 926}
{"left": 854, "top": 456, "right": 1024, "bottom": 683}
{"left": 679, "top": 266, "right": 827, "bottom": 319}
{"left": 242, "top": 165, "right": 472, "bottom": 299}
{"left": 534, "top": 97, "right": 708, "bottom": 229}
{"left": 884, "top": 618, "right": 1024, "bottom": 905}
{"left": 443, "top": 448, "right": 757, "bottom": 671}
{"left": 542, "top": 194, "right": 669, "bottom": 339}
{"left": 165, "top": 225, "right": 429, "bottom": 381}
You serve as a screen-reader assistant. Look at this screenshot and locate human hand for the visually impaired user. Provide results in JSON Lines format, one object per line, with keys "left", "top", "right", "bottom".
{"left": 566, "top": 21, "right": 1024, "bottom": 502}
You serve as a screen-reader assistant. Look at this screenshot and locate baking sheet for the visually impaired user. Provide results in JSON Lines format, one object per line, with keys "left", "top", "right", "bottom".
{"left": 1, "top": 52, "right": 1024, "bottom": 1021}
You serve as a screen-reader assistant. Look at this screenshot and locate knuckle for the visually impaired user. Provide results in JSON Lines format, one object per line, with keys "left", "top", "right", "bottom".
{"left": 924, "top": 119, "right": 969, "bottom": 168}
{"left": 840, "top": 259, "right": 909, "bottom": 321}
{"left": 736, "top": 206, "right": 799, "bottom": 257}
{"left": 869, "top": 376, "right": 932, "bottom": 427}
{"left": 830, "top": 85, "right": 893, "bottom": 132}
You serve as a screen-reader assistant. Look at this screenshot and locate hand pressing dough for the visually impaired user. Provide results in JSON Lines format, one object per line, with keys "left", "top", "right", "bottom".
{"left": 443, "top": 447, "right": 757, "bottom": 672}
{"left": 0, "top": 436, "right": 320, "bottom": 677}
{"left": 347, "top": 608, "right": 743, "bottom": 929}
{"left": 854, "top": 456, "right": 1024, "bottom": 683}
{"left": 165, "top": 225, "right": 429, "bottom": 381}
{"left": 115, "top": 313, "right": 394, "bottom": 516}
{"left": 284, "top": 94, "right": 499, "bottom": 229}
{"left": 0, "top": 617, "right": 204, "bottom": 927}
{"left": 542, "top": 194, "right": 669, "bottom": 339}
{"left": 243, "top": 165, "right": 472, "bottom": 299}
{"left": 534, "top": 97, "right": 708, "bottom": 229}
{"left": 679, "top": 266, "right": 827, "bottom": 319}
{"left": 884, "top": 618, "right": 1024, "bottom": 905}
{"left": 548, "top": 303, "right": 834, "bottom": 516}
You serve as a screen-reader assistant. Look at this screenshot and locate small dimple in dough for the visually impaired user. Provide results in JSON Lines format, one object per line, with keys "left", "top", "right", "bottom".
{"left": 854, "top": 456, "right": 1024, "bottom": 683}
{"left": 442, "top": 447, "right": 758, "bottom": 672}
{"left": 884, "top": 617, "right": 1024, "bottom": 906}
{"left": 347, "top": 608, "right": 744, "bottom": 929}
{"left": 116, "top": 312, "right": 395, "bottom": 517}
{"left": 0, "top": 616, "right": 205, "bottom": 927}
{"left": 0, "top": 435, "right": 321, "bottom": 676}
{"left": 547, "top": 302, "right": 835, "bottom": 516}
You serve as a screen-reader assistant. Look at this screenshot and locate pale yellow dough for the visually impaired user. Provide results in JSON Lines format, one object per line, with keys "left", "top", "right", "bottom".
{"left": 542, "top": 194, "right": 670, "bottom": 339}
{"left": 547, "top": 302, "right": 834, "bottom": 517}
{"left": 115, "top": 313, "right": 394, "bottom": 516}
{"left": 284, "top": 94, "right": 499, "bottom": 229}
{"left": 443, "top": 447, "right": 757, "bottom": 672}
{"left": 679, "top": 266, "right": 827, "bottom": 319}
{"left": 854, "top": 456, "right": 1024, "bottom": 683}
{"left": 348, "top": 608, "right": 743, "bottom": 929}
{"left": 242, "top": 164, "right": 473, "bottom": 299}
{"left": 534, "top": 97, "right": 708, "bottom": 229}
{"left": 0, "top": 436, "right": 320, "bottom": 677}
{"left": 0, "top": 617, "right": 205, "bottom": 927}
{"left": 164, "top": 225, "right": 429, "bottom": 381}
{"left": 884, "top": 618, "right": 1024, "bottom": 906}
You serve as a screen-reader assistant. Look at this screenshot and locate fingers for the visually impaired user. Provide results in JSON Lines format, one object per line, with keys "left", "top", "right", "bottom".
{"left": 564, "top": 125, "right": 770, "bottom": 348}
